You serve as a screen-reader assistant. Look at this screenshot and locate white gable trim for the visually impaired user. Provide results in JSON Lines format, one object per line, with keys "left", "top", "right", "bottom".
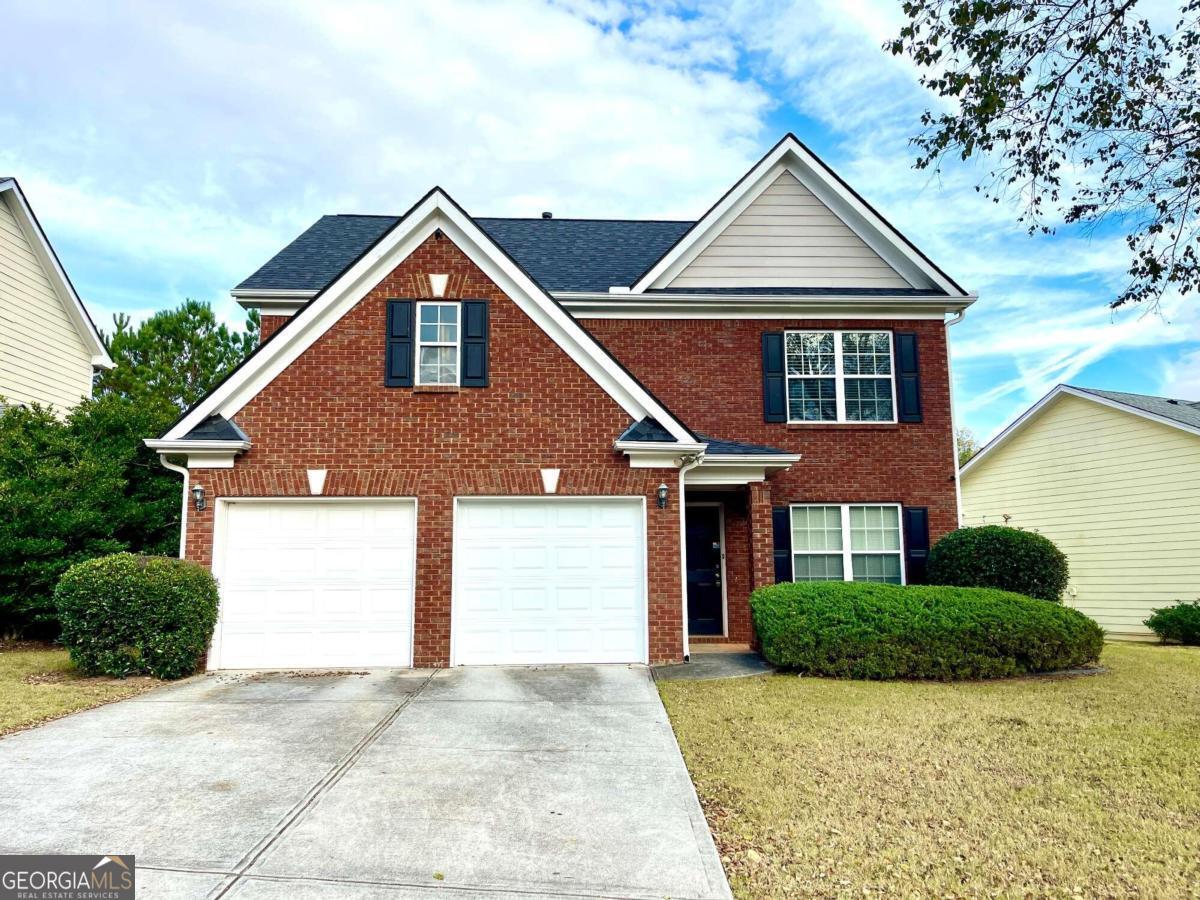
{"left": 630, "top": 135, "right": 968, "bottom": 298}
{"left": 0, "top": 179, "right": 114, "bottom": 369}
{"left": 961, "top": 384, "right": 1200, "bottom": 477}
{"left": 161, "top": 188, "right": 695, "bottom": 444}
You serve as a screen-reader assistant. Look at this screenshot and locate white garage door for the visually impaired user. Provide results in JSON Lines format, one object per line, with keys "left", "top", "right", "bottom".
{"left": 211, "top": 500, "right": 416, "bottom": 669}
{"left": 452, "top": 498, "right": 647, "bottom": 665}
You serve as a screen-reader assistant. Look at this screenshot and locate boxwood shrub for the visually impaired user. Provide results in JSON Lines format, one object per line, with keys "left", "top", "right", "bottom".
{"left": 751, "top": 581, "right": 1104, "bottom": 680}
{"left": 927, "top": 525, "right": 1069, "bottom": 601}
{"left": 1145, "top": 601, "right": 1200, "bottom": 645}
{"left": 54, "top": 553, "right": 219, "bottom": 679}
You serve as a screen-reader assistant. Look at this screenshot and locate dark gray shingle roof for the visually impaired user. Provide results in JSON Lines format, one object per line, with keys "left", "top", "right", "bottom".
{"left": 181, "top": 415, "right": 249, "bottom": 442}
{"left": 618, "top": 417, "right": 676, "bottom": 442}
{"left": 695, "top": 434, "right": 793, "bottom": 456}
{"left": 1071, "top": 386, "right": 1200, "bottom": 431}
{"left": 236, "top": 215, "right": 693, "bottom": 295}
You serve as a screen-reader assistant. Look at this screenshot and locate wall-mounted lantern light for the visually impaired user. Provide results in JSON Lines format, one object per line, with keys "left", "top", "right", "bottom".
{"left": 191, "top": 483, "right": 206, "bottom": 512}
{"left": 657, "top": 483, "right": 669, "bottom": 509}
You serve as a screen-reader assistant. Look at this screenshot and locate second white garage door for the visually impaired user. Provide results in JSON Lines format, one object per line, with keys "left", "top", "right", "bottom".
{"left": 452, "top": 498, "right": 647, "bottom": 665}
{"left": 211, "top": 499, "right": 416, "bottom": 669}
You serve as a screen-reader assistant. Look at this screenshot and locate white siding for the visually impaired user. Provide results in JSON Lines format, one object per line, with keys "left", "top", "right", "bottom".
{"left": 0, "top": 193, "right": 94, "bottom": 411}
{"left": 961, "top": 394, "right": 1200, "bottom": 639}
{"left": 668, "top": 172, "right": 912, "bottom": 290}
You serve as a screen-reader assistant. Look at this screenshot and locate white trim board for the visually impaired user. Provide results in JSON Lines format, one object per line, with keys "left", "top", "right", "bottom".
{"left": 630, "top": 135, "right": 969, "bottom": 298}
{"left": 161, "top": 188, "right": 695, "bottom": 445}
{"left": 0, "top": 178, "right": 113, "bottom": 368}
{"left": 961, "top": 384, "right": 1200, "bottom": 476}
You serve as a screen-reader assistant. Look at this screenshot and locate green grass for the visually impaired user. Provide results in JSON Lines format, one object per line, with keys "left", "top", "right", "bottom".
{"left": 660, "top": 643, "right": 1200, "bottom": 898}
{"left": 0, "top": 643, "right": 157, "bottom": 736}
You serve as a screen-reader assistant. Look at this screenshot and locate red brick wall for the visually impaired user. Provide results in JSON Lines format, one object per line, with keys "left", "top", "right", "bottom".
{"left": 259, "top": 314, "right": 288, "bottom": 344}
{"left": 183, "top": 233, "right": 684, "bottom": 666}
{"left": 587, "top": 317, "right": 959, "bottom": 641}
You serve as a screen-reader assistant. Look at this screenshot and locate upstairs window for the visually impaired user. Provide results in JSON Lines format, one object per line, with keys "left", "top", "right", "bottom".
{"left": 785, "top": 330, "right": 895, "bottom": 423}
{"left": 790, "top": 504, "right": 904, "bottom": 584}
{"left": 417, "top": 302, "right": 459, "bottom": 385}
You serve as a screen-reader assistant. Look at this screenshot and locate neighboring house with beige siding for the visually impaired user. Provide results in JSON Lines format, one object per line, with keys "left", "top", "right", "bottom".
{"left": 961, "top": 385, "right": 1200, "bottom": 639}
{"left": 0, "top": 177, "right": 112, "bottom": 411}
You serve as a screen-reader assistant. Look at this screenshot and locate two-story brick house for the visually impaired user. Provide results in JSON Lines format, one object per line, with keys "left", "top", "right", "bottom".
{"left": 147, "top": 134, "right": 974, "bottom": 669}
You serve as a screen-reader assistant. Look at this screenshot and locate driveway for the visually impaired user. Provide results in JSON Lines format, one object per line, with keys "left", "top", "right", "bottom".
{"left": 0, "top": 665, "right": 730, "bottom": 899}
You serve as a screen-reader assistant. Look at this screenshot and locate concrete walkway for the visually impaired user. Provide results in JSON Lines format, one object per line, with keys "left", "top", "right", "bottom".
{"left": 0, "top": 666, "right": 730, "bottom": 900}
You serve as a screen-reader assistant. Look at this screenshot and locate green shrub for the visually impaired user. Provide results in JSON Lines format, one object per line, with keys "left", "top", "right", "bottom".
{"left": 927, "top": 525, "right": 1069, "bottom": 601}
{"left": 751, "top": 581, "right": 1104, "bottom": 680}
{"left": 1145, "top": 601, "right": 1200, "bottom": 645}
{"left": 54, "top": 553, "right": 219, "bottom": 679}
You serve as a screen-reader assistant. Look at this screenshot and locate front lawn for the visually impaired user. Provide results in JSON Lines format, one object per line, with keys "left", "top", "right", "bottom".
{"left": 0, "top": 642, "right": 158, "bottom": 736}
{"left": 660, "top": 643, "right": 1200, "bottom": 898}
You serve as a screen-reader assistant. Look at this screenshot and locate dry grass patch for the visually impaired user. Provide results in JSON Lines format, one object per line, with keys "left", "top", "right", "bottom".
{"left": 660, "top": 643, "right": 1200, "bottom": 898}
{"left": 0, "top": 642, "right": 158, "bottom": 735}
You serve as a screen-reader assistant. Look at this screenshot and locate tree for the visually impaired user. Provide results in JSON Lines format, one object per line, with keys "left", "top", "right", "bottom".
{"left": 957, "top": 427, "right": 981, "bottom": 467}
{"left": 890, "top": 0, "right": 1200, "bottom": 309}
{"left": 0, "top": 395, "right": 179, "bottom": 637}
{"left": 96, "top": 300, "right": 260, "bottom": 408}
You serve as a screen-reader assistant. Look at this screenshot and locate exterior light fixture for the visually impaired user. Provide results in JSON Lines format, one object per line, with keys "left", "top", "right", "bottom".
{"left": 657, "top": 483, "right": 669, "bottom": 509}
{"left": 191, "top": 483, "right": 206, "bottom": 512}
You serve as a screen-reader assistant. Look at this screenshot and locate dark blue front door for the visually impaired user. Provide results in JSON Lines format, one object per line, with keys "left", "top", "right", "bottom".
{"left": 686, "top": 505, "right": 723, "bottom": 636}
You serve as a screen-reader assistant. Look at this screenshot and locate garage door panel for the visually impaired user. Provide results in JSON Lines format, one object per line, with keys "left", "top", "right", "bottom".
{"left": 453, "top": 499, "right": 646, "bottom": 665}
{"left": 213, "top": 501, "right": 415, "bottom": 669}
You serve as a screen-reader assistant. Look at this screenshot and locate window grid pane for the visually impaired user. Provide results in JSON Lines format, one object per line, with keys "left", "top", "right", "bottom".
{"left": 418, "top": 346, "right": 458, "bottom": 384}
{"left": 788, "top": 378, "right": 836, "bottom": 421}
{"left": 785, "top": 332, "right": 835, "bottom": 375}
{"left": 841, "top": 332, "right": 891, "bottom": 375}
{"left": 851, "top": 553, "right": 902, "bottom": 583}
{"left": 793, "top": 554, "right": 845, "bottom": 581}
{"left": 844, "top": 378, "right": 893, "bottom": 422}
{"left": 791, "top": 506, "right": 843, "bottom": 551}
{"left": 849, "top": 505, "right": 901, "bottom": 552}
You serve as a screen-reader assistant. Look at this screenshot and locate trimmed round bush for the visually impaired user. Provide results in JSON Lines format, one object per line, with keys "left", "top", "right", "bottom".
{"left": 1145, "top": 601, "right": 1200, "bottom": 645}
{"left": 54, "top": 553, "right": 219, "bottom": 679}
{"left": 751, "top": 581, "right": 1104, "bottom": 680}
{"left": 928, "top": 525, "right": 1068, "bottom": 601}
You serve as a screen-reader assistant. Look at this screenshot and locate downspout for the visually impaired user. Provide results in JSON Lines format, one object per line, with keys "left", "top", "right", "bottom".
{"left": 157, "top": 456, "right": 190, "bottom": 559}
{"left": 676, "top": 451, "right": 704, "bottom": 662}
{"left": 946, "top": 308, "right": 966, "bottom": 526}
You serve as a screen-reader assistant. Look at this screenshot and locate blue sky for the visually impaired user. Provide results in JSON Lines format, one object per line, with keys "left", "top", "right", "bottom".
{"left": 3, "top": 0, "right": 1197, "bottom": 439}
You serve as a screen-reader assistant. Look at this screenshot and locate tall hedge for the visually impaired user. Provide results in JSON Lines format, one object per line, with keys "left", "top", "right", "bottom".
{"left": 0, "top": 395, "right": 180, "bottom": 637}
{"left": 751, "top": 581, "right": 1104, "bottom": 680}
{"left": 928, "top": 525, "right": 1069, "bottom": 601}
{"left": 54, "top": 553, "right": 219, "bottom": 679}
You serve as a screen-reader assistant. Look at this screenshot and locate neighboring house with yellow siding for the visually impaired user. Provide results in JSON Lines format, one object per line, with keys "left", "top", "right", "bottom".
{"left": 960, "top": 385, "right": 1200, "bottom": 639}
{"left": 0, "top": 177, "right": 113, "bottom": 412}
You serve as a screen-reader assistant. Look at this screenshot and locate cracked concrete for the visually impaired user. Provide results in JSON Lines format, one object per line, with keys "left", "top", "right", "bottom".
{"left": 0, "top": 666, "right": 730, "bottom": 899}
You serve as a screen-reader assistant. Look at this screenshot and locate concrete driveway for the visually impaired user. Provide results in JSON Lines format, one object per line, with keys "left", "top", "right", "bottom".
{"left": 0, "top": 665, "right": 730, "bottom": 899}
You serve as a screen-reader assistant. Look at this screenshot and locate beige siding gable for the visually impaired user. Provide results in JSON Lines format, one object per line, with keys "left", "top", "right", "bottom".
{"left": 961, "top": 393, "right": 1200, "bottom": 638}
{"left": 667, "top": 171, "right": 912, "bottom": 290}
{"left": 0, "top": 194, "right": 94, "bottom": 411}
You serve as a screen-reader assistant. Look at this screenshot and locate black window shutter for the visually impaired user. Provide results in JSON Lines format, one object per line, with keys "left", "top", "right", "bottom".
{"left": 385, "top": 300, "right": 414, "bottom": 387}
{"left": 895, "top": 332, "right": 922, "bottom": 423}
{"left": 772, "top": 506, "right": 793, "bottom": 583}
{"left": 762, "top": 332, "right": 786, "bottom": 422}
{"left": 903, "top": 506, "right": 930, "bottom": 584}
{"left": 461, "top": 300, "right": 489, "bottom": 388}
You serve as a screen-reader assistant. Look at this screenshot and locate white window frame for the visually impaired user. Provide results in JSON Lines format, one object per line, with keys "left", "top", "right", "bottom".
{"left": 784, "top": 330, "right": 897, "bottom": 424}
{"left": 789, "top": 503, "right": 906, "bottom": 585}
{"left": 416, "top": 300, "right": 461, "bottom": 386}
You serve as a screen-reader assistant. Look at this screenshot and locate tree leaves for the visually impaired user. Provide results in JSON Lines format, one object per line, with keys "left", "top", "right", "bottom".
{"left": 96, "top": 300, "right": 260, "bottom": 408}
{"left": 891, "top": 0, "right": 1200, "bottom": 308}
